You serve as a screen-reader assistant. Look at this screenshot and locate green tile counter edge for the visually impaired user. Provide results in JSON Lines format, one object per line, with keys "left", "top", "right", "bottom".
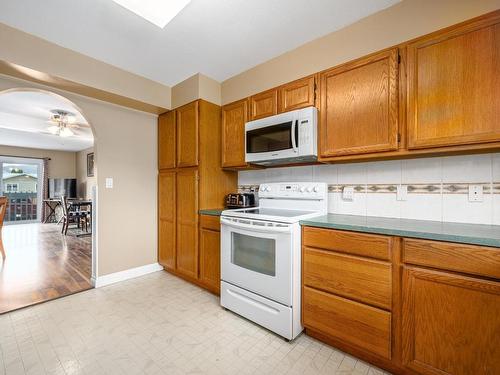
{"left": 199, "top": 209, "right": 224, "bottom": 216}
{"left": 300, "top": 214, "right": 500, "bottom": 248}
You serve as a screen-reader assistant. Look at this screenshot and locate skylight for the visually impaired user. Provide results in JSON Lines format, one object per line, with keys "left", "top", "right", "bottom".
{"left": 112, "top": 0, "right": 191, "bottom": 28}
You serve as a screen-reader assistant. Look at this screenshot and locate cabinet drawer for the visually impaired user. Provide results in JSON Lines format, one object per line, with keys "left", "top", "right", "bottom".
{"left": 200, "top": 215, "right": 220, "bottom": 231}
{"left": 403, "top": 238, "right": 500, "bottom": 279}
{"left": 303, "top": 247, "right": 392, "bottom": 310}
{"left": 303, "top": 227, "right": 392, "bottom": 260}
{"left": 303, "top": 286, "right": 391, "bottom": 360}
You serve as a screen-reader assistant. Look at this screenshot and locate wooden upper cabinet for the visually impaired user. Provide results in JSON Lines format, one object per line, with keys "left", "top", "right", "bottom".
{"left": 176, "top": 169, "right": 199, "bottom": 280}
{"left": 158, "top": 111, "right": 176, "bottom": 169}
{"left": 402, "top": 266, "right": 500, "bottom": 375}
{"left": 319, "top": 49, "right": 399, "bottom": 157}
{"left": 249, "top": 89, "right": 278, "bottom": 120}
{"left": 158, "top": 171, "right": 176, "bottom": 270}
{"left": 176, "top": 101, "right": 199, "bottom": 167}
{"left": 222, "top": 99, "right": 248, "bottom": 168}
{"left": 278, "top": 75, "right": 316, "bottom": 113}
{"left": 407, "top": 15, "right": 500, "bottom": 149}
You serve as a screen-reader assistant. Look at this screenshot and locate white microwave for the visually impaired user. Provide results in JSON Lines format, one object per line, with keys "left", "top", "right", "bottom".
{"left": 245, "top": 106, "right": 317, "bottom": 165}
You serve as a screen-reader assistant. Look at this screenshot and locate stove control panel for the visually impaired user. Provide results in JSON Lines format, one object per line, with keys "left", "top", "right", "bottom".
{"left": 259, "top": 182, "right": 327, "bottom": 199}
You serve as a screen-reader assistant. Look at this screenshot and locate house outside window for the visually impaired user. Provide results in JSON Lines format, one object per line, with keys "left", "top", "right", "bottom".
{"left": 6, "top": 183, "right": 18, "bottom": 192}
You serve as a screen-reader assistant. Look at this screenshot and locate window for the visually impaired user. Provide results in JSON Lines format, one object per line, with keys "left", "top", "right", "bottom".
{"left": 6, "top": 183, "right": 18, "bottom": 192}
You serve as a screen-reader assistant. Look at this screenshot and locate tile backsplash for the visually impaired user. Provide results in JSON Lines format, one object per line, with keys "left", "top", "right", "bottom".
{"left": 238, "top": 153, "right": 500, "bottom": 225}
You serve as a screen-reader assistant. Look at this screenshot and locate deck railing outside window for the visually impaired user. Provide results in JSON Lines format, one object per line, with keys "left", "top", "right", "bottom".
{"left": 4, "top": 192, "right": 38, "bottom": 222}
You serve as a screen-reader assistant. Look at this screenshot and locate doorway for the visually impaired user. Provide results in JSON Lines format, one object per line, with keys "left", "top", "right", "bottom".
{"left": 0, "top": 88, "right": 96, "bottom": 314}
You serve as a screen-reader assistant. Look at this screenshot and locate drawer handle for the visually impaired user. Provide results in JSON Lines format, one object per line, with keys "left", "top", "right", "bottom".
{"left": 227, "top": 288, "right": 280, "bottom": 314}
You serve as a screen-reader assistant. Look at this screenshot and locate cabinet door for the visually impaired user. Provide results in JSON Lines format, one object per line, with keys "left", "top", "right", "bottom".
{"left": 320, "top": 49, "right": 399, "bottom": 157}
{"left": 402, "top": 266, "right": 500, "bottom": 375}
{"left": 158, "top": 111, "right": 176, "bottom": 169}
{"left": 222, "top": 99, "right": 248, "bottom": 168}
{"left": 249, "top": 89, "right": 278, "bottom": 120}
{"left": 176, "top": 169, "right": 199, "bottom": 279}
{"left": 158, "top": 171, "right": 176, "bottom": 270}
{"left": 199, "top": 216, "right": 221, "bottom": 294}
{"left": 407, "top": 17, "right": 500, "bottom": 149}
{"left": 176, "top": 101, "right": 199, "bottom": 167}
{"left": 278, "top": 75, "right": 315, "bottom": 113}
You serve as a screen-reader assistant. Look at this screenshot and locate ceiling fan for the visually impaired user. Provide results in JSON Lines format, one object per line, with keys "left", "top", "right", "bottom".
{"left": 46, "top": 109, "right": 87, "bottom": 137}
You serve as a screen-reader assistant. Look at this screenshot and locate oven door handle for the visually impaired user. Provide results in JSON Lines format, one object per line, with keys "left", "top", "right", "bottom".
{"left": 221, "top": 217, "right": 292, "bottom": 233}
{"left": 291, "top": 119, "right": 298, "bottom": 153}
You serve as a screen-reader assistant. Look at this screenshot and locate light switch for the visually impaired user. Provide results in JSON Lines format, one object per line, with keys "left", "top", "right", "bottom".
{"left": 342, "top": 186, "right": 354, "bottom": 201}
{"left": 105, "top": 178, "right": 114, "bottom": 189}
{"left": 468, "top": 185, "right": 483, "bottom": 202}
{"left": 397, "top": 185, "right": 408, "bottom": 201}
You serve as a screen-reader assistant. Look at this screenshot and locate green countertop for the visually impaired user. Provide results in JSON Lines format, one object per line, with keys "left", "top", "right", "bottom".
{"left": 199, "top": 209, "right": 224, "bottom": 216}
{"left": 300, "top": 214, "right": 500, "bottom": 248}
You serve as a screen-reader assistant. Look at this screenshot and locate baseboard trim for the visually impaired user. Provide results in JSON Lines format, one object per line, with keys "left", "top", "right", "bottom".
{"left": 94, "top": 262, "right": 163, "bottom": 288}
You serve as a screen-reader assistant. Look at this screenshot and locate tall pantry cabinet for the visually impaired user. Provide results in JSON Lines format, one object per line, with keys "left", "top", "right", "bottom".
{"left": 158, "top": 100, "right": 237, "bottom": 288}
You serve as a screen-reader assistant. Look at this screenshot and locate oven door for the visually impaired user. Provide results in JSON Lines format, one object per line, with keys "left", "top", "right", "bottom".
{"left": 245, "top": 117, "right": 298, "bottom": 163}
{"left": 221, "top": 217, "right": 293, "bottom": 306}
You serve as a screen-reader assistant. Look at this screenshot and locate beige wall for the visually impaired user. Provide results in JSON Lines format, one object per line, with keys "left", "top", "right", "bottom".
{"left": 0, "top": 75, "right": 158, "bottom": 277}
{"left": 171, "top": 73, "right": 221, "bottom": 108}
{"left": 0, "top": 144, "right": 76, "bottom": 178}
{"left": 221, "top": 0, "right": 500, "bottom": 104}
{"left": 75, "top": 147, "right": 96, "bottom": 199}
{"left": 0, "top": 23, "right": 171, "bottom": 109}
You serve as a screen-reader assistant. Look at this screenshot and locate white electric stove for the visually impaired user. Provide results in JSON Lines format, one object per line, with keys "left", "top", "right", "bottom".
{"left": 220, "top": 182, "right": 327, "bottom": 340}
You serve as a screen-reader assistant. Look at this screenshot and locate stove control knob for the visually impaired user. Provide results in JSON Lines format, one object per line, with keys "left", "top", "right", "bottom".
{"left": 313, "top": 185, "right": 319, "bottom": 192}
{"left": 299, "top": 186, "right": 306, "bottom": 193}
{"left": 306, "top": 186, "right": 313, "bottom": 192}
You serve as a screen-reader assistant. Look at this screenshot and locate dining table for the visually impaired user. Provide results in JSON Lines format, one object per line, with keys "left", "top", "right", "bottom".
{"left": 69, "top": 199, "right": 92, "bottom": 237}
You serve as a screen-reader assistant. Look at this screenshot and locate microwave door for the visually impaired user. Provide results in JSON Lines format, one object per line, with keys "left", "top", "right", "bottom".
{"left": 245, "top": 120, "right": 298, "bottom": 162}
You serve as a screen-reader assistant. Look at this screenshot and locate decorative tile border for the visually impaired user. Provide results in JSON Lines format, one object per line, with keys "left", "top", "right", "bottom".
{"left": 238, "top": 182, "right": 500, "bottom": 195}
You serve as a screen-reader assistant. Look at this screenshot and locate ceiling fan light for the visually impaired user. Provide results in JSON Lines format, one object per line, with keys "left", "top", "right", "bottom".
{"left": 59, "top": 127, "right": 74, "bottom": 137}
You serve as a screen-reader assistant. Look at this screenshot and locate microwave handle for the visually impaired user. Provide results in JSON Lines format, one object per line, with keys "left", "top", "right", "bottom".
{"left": 291, "top": 119, "right": 298, "bottom": 153}
{"left": 221, "top": 217, "right": 292, "bottom": 233}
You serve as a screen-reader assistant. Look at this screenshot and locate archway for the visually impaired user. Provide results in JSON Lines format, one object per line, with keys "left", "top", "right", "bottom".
{"left": 0, "top": 88, "right": 98, "bottom": 313}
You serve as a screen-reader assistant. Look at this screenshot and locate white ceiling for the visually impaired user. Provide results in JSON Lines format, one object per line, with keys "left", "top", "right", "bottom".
{"left": 0, "top": 91, "right": 93, "bottom": 152}
{"left": 0, "top": 0, "right": 400, "bottom": 87}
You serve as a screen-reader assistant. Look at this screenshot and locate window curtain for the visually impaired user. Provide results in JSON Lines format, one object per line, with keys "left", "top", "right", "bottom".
{"left": 40, "top": 158, "right": 49, "bottom": 222}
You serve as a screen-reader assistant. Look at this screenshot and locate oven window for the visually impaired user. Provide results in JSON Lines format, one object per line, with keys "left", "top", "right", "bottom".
{"left": 246, "top": 121, "right": 293, "bottom": 153}
{"left": 231, "top": 232, "right": 276, "bottom": 276}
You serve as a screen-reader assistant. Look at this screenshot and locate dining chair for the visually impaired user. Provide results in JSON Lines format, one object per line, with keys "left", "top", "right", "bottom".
{"left": 60, "top": 196, "right": 88, "bottom": 235}
{"left": 0, "top": 196, "right": 7, "bottom": 260}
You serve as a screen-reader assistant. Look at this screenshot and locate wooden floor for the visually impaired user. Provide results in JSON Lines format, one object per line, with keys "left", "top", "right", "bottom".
{"left": 0, "top": 223, "right": 92, "bottom": 314}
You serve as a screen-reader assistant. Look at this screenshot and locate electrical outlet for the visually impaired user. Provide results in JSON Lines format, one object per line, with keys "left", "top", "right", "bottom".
{"left": 468, "top": 185, "right": 483, "bottom": 202}
{"left": 397, "top": 185, "right": 408, "bottom": 201}
{"left": 105, "top": 177, "right": 114, "bottom": 189}
{"left": 342, "top": 186, "right": 354, "bottom": 201}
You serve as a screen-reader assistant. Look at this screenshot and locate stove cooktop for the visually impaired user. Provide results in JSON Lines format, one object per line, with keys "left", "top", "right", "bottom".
{"left": 221, "top": 206, "right": 324, "bottom": 223}
{"left": 235, "top": 208, "right": 316, "bottom": 217}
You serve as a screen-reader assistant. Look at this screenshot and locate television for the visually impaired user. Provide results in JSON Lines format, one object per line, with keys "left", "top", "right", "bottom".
{"left": 48, "top": 178, "right": 77, "bottom": 199}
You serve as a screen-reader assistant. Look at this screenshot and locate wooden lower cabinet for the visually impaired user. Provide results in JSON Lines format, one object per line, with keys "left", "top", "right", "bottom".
{"left": 303, "top": 247, "right": 392, "bottom": 310}
{"left": 199, "top": 215, "right": 221, "bottom": 294}
{"left": 402, "top": 266, "right": 500, "bottom": 375}
{"left": 302, "top": 226, "right": 500, "bottom": 375}
{"left": 303, "top": 286, "right": 392, "bottom": 360}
